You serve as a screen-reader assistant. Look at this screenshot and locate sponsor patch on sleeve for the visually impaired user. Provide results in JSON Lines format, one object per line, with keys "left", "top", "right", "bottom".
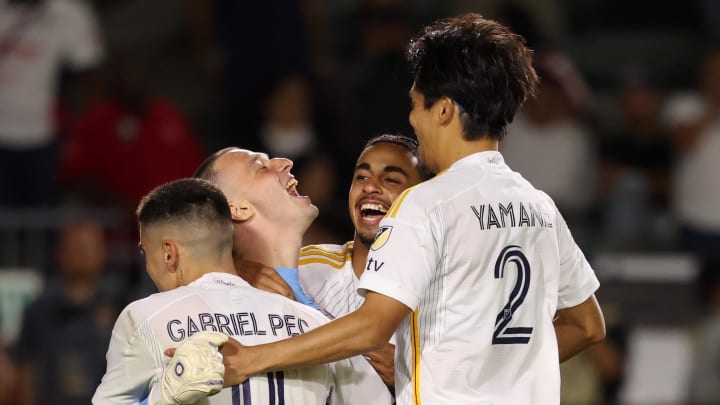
{"left": 371, "top": 225, "right": 393, "bottom": 251}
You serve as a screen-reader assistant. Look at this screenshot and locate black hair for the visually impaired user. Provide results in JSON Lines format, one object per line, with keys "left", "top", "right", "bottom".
{"left": 363, "top": 133, "right": 434, "bottom": 180}
{"left": 407, "top": 13, "right": 538, "bottom": 140}
{"left": 136, "top": 178, "right": 232, "bottom": 243}
{"left": 364, "top": 133, "right": 418, "bottom": 154}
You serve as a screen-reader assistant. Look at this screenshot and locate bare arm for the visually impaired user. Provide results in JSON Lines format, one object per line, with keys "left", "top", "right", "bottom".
{"left": 220, "top": 292, "right": 410, "bottom": 386}
{"left": 554, "top": 294, "right": 606, "bottom": 362}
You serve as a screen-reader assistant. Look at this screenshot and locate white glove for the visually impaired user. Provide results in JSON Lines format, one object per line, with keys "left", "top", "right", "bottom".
{"left": 157, "top": 331, "right": 229, "bottom": 405}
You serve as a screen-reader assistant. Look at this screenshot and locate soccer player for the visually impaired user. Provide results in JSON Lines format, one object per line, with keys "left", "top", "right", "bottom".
{"left": 298, "top": 134, "right": 428, "bottom": 385}
{"left": 92, "top": 178, "right": 391, "bottom": 404}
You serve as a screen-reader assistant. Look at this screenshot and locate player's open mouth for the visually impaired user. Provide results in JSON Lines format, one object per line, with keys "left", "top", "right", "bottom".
{"left": 286, "top": 178, "right": 300, "bottom": 197}
{"left": 359, "top": 202, "right": 387, "bottom": 223}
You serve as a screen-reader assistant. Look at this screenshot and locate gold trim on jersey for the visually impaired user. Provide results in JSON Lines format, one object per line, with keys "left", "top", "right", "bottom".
{"left": 411, "top": 308, "right": 422, "bottom": 405}
{"left": 299, "top": 242, "right": 353, "bottom": 269}
{"left": 388, "top": 186, "right": 414, "bottom": 218}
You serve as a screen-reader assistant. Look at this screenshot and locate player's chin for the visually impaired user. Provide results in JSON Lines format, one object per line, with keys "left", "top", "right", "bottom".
{"left": 356, "top": 230, "right": 376, "bottom": 247}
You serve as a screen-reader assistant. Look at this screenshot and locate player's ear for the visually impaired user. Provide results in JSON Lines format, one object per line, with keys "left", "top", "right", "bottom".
{"left": 437, "top": 96, "right": 455, "bottom": 126}
{"left": 229, "top": 200, "right": 255, "bottom": 222}
{"left": 162, "top": 240, "right": 180, "bottom": 273}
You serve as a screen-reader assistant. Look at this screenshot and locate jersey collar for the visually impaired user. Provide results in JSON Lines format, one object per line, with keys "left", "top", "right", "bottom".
{"left": 190, "top": 272, "right": 250, "bottom": 289}
{"left": 448, "top": 150, "right": 505, "bottom": 172}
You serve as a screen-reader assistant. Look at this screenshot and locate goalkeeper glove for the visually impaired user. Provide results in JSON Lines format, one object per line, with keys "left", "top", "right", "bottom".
{"left": 155, "top": 331, "right": 229, "bottom": 405}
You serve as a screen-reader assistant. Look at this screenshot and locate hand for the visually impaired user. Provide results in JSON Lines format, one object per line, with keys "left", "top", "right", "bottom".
{"left": 166, "top": 335, "right": 256, "bottom": 388}
{"left": 218, "top": 336, "right": 256, "bottom": 387}
{"left": 234, "top": 258, "right": 295, "bottom": 300}
{"left": 364, "top": 343, "right": 395, "bottom": 387}
{"left": 158, "top": 331, "right": 228, "bottom": 404}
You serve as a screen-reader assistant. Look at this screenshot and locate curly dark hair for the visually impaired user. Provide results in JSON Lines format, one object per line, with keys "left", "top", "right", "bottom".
{"left": 407, "top": 13, "right": 538, "bottom": 140}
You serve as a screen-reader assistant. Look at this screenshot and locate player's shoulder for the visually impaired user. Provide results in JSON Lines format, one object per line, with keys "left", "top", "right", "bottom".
{"left": 385, "top": 175, "right": 448, "bottom": 220}
{"left": 121, "top": 286, "right": 197, "bottom": 321}
{"left": 299, "top": 241, "right": 353, "bottom": 270}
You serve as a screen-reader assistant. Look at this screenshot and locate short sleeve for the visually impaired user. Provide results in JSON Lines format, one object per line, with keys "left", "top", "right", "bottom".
{"left": 92, "top": 305, "right": 161, "bottom": 404}
{"left": 358, "top": 193, "right": 439, "bottom": 311}
{"left": 555, "top": 209, "right": 600, "bottom": 309}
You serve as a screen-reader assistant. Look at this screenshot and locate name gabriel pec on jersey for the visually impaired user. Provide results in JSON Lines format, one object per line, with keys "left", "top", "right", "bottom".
{"left": 470, "top": 201, "right": 553, "bottom": 230}
{"left": 166, "top": 312, "right": 310, "bottom": 342}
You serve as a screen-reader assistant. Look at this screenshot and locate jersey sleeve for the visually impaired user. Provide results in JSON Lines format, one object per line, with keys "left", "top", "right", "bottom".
{"left": 555, "top": 208, "right": 600, "bottom": 309}
{"left": 92, "top": 305, "right": 163, "bottom": 404}
{"left": 329, "top": 356, "right": 393, "bottom": 405}
{"left": 358, "top": 193, "right": 439, "bottom": 311}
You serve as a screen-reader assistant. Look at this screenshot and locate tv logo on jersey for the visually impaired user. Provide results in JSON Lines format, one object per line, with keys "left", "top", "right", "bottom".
{"left": 371, "top": 225, "right": 393, "bottom": 251}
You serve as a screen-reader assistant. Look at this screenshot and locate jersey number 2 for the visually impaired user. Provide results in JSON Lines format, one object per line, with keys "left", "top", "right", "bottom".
{"left": 492, "top": 245, "right": 533, "bottom": 344}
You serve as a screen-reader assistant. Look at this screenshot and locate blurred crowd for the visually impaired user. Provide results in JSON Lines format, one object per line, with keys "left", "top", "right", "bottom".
{"left": 0, "top": 0, "right": 719, "bottom": 404}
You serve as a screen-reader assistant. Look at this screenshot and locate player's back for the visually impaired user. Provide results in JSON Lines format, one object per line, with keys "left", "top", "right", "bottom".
{"left": 134, "top": 273, "right": 339, "bottom": 404}
{"left": 363, "top": 151, "right": 599, "bottom": 404}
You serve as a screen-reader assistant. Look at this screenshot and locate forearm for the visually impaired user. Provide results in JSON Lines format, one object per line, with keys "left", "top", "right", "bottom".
{"left": 246, "top": 309, "right": 386, "bottom": 373}
{"left": 554, "top": 295, "right": 606, "bottom": 362}
{"left": 224, "top": 293, "right": 409, "bottom": 386}
{"left": 555, "top": 320, "right": 602, "bottom": 362}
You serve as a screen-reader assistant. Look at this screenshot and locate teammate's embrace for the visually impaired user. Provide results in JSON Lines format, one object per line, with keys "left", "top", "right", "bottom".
{"left": 92, "top": 178, "right": 391, "bottom": 404}
{"left": 213, "top": 14, "right": 605, "bottom": 405}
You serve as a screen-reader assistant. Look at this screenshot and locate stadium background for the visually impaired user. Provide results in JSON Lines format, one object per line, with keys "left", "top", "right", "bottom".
{"left": 0, "top": 0, "right": 719, "bottom": 403}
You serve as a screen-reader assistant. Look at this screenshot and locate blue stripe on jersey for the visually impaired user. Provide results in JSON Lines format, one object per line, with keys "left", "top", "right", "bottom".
{"left": 277, "top": 371, "right": 285, "bottom": 405}
{"left": 267, "top": 372, "right": 276, "bottom": 405}
{"left": 232, "top": 385, "right": 241, "bottom": 405}
{"left": 242, "top": 380, "right": 251, "bottom": 405}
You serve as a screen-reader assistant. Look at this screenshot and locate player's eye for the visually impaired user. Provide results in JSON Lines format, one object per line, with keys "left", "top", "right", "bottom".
{"left": 355, "top": 174, "right": 368, "bottom": 181}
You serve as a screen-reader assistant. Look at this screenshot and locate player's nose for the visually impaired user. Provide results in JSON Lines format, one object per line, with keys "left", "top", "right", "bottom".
{"left": 269, "top": 157, "right": 293, "bottom": 173}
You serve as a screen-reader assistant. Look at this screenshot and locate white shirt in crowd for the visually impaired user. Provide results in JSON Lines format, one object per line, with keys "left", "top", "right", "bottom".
{"left": 93, "top": 272, "right": 392, "bottom": 405}
{"left": 0, "top": 0, "right": 103, "bottom": 147}
{"left": 358, "top": 151, "right": 600, "bottom": 405}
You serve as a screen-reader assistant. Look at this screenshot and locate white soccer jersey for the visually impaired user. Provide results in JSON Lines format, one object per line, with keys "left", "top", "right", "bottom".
{"left": 93, "top": 272, "right": 391, "bottom": 405}
{"left": 298, "top": 242, "right": 363, "bottom": 319}
{"left": 358, "top": 151, "right": 600, "bottom": 405}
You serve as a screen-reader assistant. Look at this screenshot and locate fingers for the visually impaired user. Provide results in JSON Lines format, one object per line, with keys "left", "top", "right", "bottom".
{"left": 188, "top": 331, "right": 229, "bottom": 347}
{"left": 236, "top": 261, "right": 296, "bottom": 300}
{"left": 256, "top": 274, "right": 296, "bottom": 300}
{"left": 164, "top": 331, "right": 229, "bottom": 358}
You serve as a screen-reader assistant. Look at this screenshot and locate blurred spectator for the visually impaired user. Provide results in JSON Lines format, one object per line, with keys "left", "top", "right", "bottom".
{"left": 334, "top": 0, "right": 415, "bottom": 164}
{"left": 0, "top": 0, "right": 103, "bottom": 206}
{"left": 665, "top": 47, "right": 720, "bottom": 260}
{"left": 58, "top": 55, "right": 205, "bottom": 208}
{"left": 258, "top": 73, "right": 347, "bottom": 243}
{"left": 258, "top": 74, "right": 320, "bottom": 161}
{"left": 211, "top": 0, "right": 310, "bottom": 147}
{"left": 501, "top": 52, "right": 596, "bottom": 231}
{"left": 599, "top": 67, "right": 673, "bottom": 249}
{"left": 687, "top": 258, "right": 720, "bottom": 403}
{"left": 12, "top": 221, "right": 120, "bottom": 405}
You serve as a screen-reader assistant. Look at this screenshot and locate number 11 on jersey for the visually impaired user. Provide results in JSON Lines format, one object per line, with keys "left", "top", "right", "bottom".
{"left": 492, "top": 245, "right": 533, "bottom": 344}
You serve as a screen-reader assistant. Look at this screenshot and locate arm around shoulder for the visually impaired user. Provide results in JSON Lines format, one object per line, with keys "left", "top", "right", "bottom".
{"left": 554, "top": 294, "right": 605, "bottom": 362}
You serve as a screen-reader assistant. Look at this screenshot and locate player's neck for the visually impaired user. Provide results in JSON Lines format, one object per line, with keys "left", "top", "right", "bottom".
{"left": 351, "top": 236, "right": 370, "bottom": 279}
{"left": 435, "top": 136, "right": 499, "bottom": 172}
{"left": 236, "top": 225, "right": 302, "bottom": 269}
